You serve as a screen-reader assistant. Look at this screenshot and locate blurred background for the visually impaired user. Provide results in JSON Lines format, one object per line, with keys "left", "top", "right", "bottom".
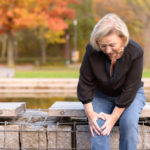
{"left": 0, "top": 0, "right": 150, "bottom": 108}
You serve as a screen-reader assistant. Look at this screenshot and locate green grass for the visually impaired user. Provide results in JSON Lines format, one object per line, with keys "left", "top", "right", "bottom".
{"left": 143, "top": 70, "right": 150, "bottom": 78}
{"left": 14, "top": 66, "right": 150, "bottom": 78}
{"left": 15, "top": 66, "right": 79, "bottom": 78}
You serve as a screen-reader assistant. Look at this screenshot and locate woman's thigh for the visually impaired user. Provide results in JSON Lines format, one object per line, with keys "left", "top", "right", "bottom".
{"left": 92, "top": 90, "right": 116, "bottom": 115}
{"left": 119, "top": 86, "right": 146, "bottom": 128}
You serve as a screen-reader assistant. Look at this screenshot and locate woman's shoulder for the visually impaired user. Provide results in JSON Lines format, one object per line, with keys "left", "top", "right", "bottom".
{"left": 85, "top": 42, "right": 96, "bottom": 56}
{"left": 127, "top": 39, "right": 143, "bottom": 57}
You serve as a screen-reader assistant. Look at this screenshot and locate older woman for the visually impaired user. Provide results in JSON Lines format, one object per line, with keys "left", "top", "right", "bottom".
{"left": 77, "top": 13, "right": 146, "bottom": 150}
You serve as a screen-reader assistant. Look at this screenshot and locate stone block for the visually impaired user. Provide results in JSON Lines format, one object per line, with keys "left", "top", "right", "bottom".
{"left": 76, "top": 125, "right": 91, "bottom": 150}
{"left": 141, "top": 125, "right": 150, "bottom": 149}
{"left": 47, "top": 124, "right": 72, "bottom": 149}
{"left": 0, "top": 125, "right": 19, "bottom": 149}
{"left": 21, "top": 125, "right": 47, "bottom": 150}
{"left": 0, "top": 102, "right": 26, "bottom": 117}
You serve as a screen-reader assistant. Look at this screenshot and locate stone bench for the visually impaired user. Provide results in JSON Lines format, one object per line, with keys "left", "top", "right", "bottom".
{"left": 49, "top": 101, "right": 150, "bottom": 150}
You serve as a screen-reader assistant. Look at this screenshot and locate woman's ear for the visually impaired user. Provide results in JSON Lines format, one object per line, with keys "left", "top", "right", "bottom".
{"left": 121, "top": 36, "right": 127, "bottom": 46}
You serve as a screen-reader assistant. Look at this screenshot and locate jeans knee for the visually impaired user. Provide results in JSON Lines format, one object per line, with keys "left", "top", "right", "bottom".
{"left": 96, "top": 118, "right": 105, "bottom": 128}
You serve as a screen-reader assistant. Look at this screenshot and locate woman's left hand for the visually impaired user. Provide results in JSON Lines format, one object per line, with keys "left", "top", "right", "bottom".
{"left": 99, "top": 112, "right": 118, "bottom": 136}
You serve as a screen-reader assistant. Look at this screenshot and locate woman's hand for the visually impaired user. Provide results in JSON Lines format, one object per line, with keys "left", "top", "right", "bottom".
{"left": 99, "top": 112, "right": 118, "bottom": 136}
{"left": 87, "top": 111, "right": 106, "bottom": 137}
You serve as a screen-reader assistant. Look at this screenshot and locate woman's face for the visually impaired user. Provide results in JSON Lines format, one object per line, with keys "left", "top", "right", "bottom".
{"left": 97, "top": 33, "right": 125, "bottom": 60}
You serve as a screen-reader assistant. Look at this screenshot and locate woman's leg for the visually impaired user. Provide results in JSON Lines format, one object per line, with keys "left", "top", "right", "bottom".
{"left": 91, "top": 91, "right": 115, "bottom": 150}
{"left": 119, "top": 87, "right": 146, "bottom": 150}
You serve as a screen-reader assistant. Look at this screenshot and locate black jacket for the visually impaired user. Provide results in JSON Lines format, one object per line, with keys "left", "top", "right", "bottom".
{"left": 77, "top": 39, "right": 144, "bottom": 108}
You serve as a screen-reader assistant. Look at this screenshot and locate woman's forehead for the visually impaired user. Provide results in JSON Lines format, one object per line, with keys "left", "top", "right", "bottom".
{"left": 99, "top": 34, "right": 122, "bottom": 43}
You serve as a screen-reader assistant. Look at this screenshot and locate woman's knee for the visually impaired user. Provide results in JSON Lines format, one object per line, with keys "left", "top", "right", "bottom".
{"left": 91, "top": 118, "right": 110, "bottom": 150}
{"left": 92, "top": 118, "right": 106, "bottom": 137}
{"left": 97, "top": 118, "right": 105, "bottom": 128}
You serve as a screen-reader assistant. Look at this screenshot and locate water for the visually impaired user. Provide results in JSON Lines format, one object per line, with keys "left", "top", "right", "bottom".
{"left": 1, "top": 97, "right": 149, "bottom": 109}
{"left": 0, "top": 97, "right": 78, "bottom": 109}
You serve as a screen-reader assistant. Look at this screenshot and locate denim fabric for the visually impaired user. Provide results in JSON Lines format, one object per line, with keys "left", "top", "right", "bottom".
{"left": 91, "top": 86, "right": 146, "bottom": 150}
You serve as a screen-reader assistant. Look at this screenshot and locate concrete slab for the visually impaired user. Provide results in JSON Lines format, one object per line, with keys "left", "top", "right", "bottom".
{"left": 48, "top": 101, "right": 150, "bottom": 118}
{"left": 0, "top": 102, "right": 26, "bottom": 117}
{"left": 49, "top": 102, "right": 85, "bottom": 117}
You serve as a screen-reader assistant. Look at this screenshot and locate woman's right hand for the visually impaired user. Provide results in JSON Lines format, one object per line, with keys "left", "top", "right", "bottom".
{"left": 87, "top": 111, "right": 106, "bottom": 137}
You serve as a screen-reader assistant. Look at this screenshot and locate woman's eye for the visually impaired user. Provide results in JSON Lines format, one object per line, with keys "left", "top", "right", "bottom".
{"left": 110, "top": 44, "right": 115, "bottom": 47}
{"left": 102, "top": 45, "right": 106, "bottom": 48}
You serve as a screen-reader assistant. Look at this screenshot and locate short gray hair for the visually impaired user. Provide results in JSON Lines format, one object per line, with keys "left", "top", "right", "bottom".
{"left": 90, "top": 13, "right": 129, "bottom": 51}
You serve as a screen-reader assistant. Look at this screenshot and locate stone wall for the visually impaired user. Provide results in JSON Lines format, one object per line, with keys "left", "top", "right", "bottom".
{"left": 0, "top": 122, "right": 149, "bottom": 149}
{"left": 0, "top": 109, "right": 149, "bottom": 149}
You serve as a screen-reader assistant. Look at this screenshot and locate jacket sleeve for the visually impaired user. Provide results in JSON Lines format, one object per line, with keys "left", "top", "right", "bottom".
{"left": 115, "top": 50, "right": 143, "bottom": 108}
{"left": 77, "top": 44, "right": 96, "bottom": 104}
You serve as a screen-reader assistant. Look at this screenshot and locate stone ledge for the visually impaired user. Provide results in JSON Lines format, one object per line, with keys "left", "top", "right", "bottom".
{"left": 0, "top": 102, "right": 26, "bottom": 117}
{"left": 49, "top": 101, "right": 150, "bottom": 118}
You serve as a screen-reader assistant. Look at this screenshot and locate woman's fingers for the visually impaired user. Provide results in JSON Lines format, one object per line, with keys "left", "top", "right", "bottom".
{"left": 98, "top": 112, "right": 106, "bottom": 120}
{"left": 89, "top": 120, "right": 101, "bottom": 136}
{"left": 94, "top": 120, "right": 101, "bottom": 132}
{"left": 90, "top": 124, "right": 100, "bottom": 136}
{"left": 100, "top": 123, "right": 106, "bottom": 130}
{"left": 90, "top": 126, "right": 94, "bottom": 137}
{"left": 93, "top": 125, "right": 100, "bottom": 136}
{"left": 101, "top": 128, "right": 108, "bottom": 136}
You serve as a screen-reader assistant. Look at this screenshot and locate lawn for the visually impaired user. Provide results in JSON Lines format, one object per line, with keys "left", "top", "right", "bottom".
{"left": 15, "top": 66, "right": 80, "bottom": 78}
{"left": 14, "top": 66, "right": 150, "bottom": 78}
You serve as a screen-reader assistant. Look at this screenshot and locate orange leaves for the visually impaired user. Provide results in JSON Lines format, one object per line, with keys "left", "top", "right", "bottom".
{"left": 0, "top": 0, "right": 76, "bottom": 34}
{"left": 48, "top": 17, "right": 68, "bottom": 30}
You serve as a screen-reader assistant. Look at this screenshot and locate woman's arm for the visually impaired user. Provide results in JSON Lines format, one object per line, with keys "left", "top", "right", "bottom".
{"left": 111, "top": 106, "right": 125, "bottom": 120}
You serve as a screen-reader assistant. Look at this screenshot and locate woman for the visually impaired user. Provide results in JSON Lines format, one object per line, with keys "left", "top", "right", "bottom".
{"left": 77, "top": 13, "right": 146, "bottom": 150}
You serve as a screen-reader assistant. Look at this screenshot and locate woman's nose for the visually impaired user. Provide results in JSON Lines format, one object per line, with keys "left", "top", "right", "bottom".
{"left": 105, "top": 47, "right": 112, "bottom": 54}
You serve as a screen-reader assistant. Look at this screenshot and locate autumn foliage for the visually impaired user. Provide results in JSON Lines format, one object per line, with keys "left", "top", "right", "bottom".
{"left": 0, "top": 0, "right": 77, "bottom": 66}
{"left": 0, "top": 0, "right": 76, "bottom": 34}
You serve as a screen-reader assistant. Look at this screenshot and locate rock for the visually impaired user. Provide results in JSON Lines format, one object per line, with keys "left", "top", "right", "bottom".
{"left": 76, "top": 125, "right": 91, "bottom": 150}
{"left": 0, "top": 125, "right": 19, "bottom": 149}
{"left": 140, "top": 125, "right": 150, "bottom": 149}
{"left": 0, "top": 102, "right": 26, "bottom": 117}
{"left": 21, "top": 125, "right": 47, "bottom": 150}
{"left": 47, "top": 124, "right": 72, "bottom": 149}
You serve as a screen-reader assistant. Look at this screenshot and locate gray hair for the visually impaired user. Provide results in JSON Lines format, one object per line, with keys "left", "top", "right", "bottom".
{"left": 90, "top": 13, "right": 129, "bottom": 51}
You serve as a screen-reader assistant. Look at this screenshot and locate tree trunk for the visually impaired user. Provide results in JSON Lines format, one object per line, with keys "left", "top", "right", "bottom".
{"left": 40, "top": 38, "right": 47, "bottom": 64}
{"left": 14, "top": 39, "right": 18, "bottom": 60}
{"left": 7, "top": 33, "right": 15, "bottom": 68}
{"left": 143, "top": 22, "right": 150, "bottom": 69}
{"left": 1, "top": 34, "right": 8, "bottom": 60}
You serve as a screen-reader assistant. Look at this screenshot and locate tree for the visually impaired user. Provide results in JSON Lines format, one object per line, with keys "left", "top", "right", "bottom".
{"left": 35, "top": 0, "right": 76, "bottom": 64}
{"left": 0, "top": 0, "right": 76, "bottom": 67}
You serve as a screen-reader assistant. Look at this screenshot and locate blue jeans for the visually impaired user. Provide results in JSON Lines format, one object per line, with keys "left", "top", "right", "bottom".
{"left": 91, "top": 86, "right": 146, "bottom": 150}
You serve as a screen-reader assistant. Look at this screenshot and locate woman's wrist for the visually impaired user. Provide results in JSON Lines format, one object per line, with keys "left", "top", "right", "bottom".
{"left": 84, "top": 102, "right": 94, "bottom": 117}
{"left": 111, "top": 106, "right": 125, "bottom": 120}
